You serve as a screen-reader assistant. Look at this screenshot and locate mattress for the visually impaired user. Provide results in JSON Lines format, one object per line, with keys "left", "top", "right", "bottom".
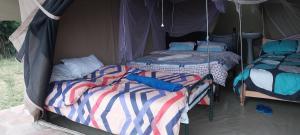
{"left": 234, "top": 53, "right": 300, "bottom": 101}
{"left": 128, "top": 50, "right": 240, "bottom": 86}
{"left": 45, "top": 65, "right": 211, "bottom": 135}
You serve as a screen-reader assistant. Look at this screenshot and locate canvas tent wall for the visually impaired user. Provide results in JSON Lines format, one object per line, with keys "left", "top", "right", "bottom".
{"left": 10, "top": 0, "right": 300, "bottom": 121}
{"left": 0, "top": 0, "right": 20, "bottom": 21}
{"left": 54, "top": 0, "right": 120, "bottom": 65}
{"left": 262, "top": 0, "right": 300, "bottom": 39}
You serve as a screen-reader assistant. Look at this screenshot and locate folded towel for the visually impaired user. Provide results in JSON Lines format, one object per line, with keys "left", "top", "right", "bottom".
{"left": 126, "top": 74, "right": 183, "bottom": 92}
{"left": 157, "top": 54, "right": 192, "bottom": 61}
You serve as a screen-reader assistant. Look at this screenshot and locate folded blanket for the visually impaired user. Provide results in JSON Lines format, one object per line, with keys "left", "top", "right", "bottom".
{"left": 126, "top": 73, "right": 184, "bottom": 92}
{"left": 157, "top": 54, "right": 192, "bottom": 61}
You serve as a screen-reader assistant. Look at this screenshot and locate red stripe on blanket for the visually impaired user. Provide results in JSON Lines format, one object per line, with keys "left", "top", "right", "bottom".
{"left": 152, "top": 91, "right": 185, "bottom": 135}
{"left": 69, "top": 82, "right": 97, "bottom": 104}
{"left": 90, "top": 84, "right": 119, "bottom": 129}
{"left": 182, "top": 75, "right": 201, "bottom": 85}
{"left": 99, "top": 66, "right": 129, "bottom": 85}
{"left": 199, "top": 98, "right": 208, "bottom": 105}
{"left": 100, "top": 75, "right": 123, "bottom": 85}
{"left": 124, "top": 66, "right": 130, "bottom": 72}
{"left": 139, "top": 71, "right": 146, "bottom": 76}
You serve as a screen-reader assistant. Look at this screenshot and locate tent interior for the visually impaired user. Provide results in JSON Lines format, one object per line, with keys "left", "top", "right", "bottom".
{"left": 11, "top": 0, "right": 300, "bottom": 134}
{"left": 53, "top": 0, "right": 299, "bottom": 64}
{"left": 54, "top": 0, "right": 261, "bottom": 64}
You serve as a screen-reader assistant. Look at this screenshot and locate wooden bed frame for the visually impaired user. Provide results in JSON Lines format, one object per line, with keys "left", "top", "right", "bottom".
{"left": 239, "top": 83, "right": 299, "bottom": 106}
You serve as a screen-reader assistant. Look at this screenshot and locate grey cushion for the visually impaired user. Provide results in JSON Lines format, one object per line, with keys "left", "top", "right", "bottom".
{"left": 62, "top": 55, "right": 104, "bottom": 77}
{"left": 50, "top": 64, "right": 80, "bottom": 82}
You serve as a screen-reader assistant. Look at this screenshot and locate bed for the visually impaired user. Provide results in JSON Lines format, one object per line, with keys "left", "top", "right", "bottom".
{"left": 128, "top": 50, "right": 240, "bottom": 86}
{"left": 128, "top": 31, "right": 240, "bottom": 105}
{"left": 44, "top": 65, "right": 214, "bottom": 135}
{"left": 234, "top": 40, "right": 300, "bottom": 105}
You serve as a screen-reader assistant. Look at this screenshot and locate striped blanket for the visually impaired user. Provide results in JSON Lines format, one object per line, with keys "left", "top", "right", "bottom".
{"left": 45, "top": 65, "right": 209, "bottom": 135}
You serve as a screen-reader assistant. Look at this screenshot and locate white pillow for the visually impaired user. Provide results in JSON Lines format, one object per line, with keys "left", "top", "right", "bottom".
{"left": 62, "top": 55, "right": 104, "bottom": 77}
{"left": 50, "top": 64, "right": 80, "bottom": 82}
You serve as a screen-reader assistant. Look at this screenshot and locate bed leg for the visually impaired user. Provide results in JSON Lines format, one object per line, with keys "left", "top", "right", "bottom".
{"left": 184, "top": 124, "right": 189, "bottom": 135}
{"left": 209, "top": 84, "right": 214, "bottom": 121}
{"left": 240, "top": 84, "right": 246, "bottom": 106}
{"left": 214, "top": 85, "right": 220, "bottom": 102}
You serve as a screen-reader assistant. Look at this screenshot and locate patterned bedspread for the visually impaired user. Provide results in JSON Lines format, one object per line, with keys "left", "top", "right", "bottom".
{"left": 128, "top": 50, "right": 240, "bottom": 86}
{"left": 45, "top": 65, "right": 210, "bottom": 135}
{"left": 234, "top": 53, "right": 300, "bottom": 101}
{"left": 150, "top": 50, "right": 240, "bottom": 71}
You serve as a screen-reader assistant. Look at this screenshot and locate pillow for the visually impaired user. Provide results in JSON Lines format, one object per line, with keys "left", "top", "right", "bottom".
{"left": 211, "top": 34, "right": 235, "bottom": 52}
{"left": 62, "top": 55, "right": 104, "bottom": 77}
{"left": 196, "top": 41, "right": 227, "bottom": 52}
{"left": 168, "top": 42, "right": 195, "bottom": 51}
{"left": 50, "top": 64, "right": 81, "bottom": 82}
{"left": 262, "top": 40, "right": 298, "bottom": 54}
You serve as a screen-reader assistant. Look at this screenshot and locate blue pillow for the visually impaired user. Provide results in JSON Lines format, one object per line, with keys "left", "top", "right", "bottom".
{"left": 168, "top": 42, "right": 195, "bottom": 51}
{"left": 196, "top": 41, "right": 227, "bottom": 52}
{"left": 126, "top": 74, "right": 184, "bottom": 92}
{"left": 197, "top": 45, "right": 226, "bottom": 52}
{"left": 262, "top": 40, "right": 298, "bottom": 54}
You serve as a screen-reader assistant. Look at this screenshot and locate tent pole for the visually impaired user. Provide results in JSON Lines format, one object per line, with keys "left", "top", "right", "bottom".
{"left": 206, "top": 0, "right": 210, "bottom": 75}
{"left": 184, "top": 124, "right": 189, "bottom": 135}
{"left": 236, "top": 0, "right": 245, "bottom": 106}
{"left": 205, "top": 0, "right": 214, "bottom": 121}
{"left": 161, "top": 0, "right": 164, "bottom": 27}
{"left": 261, "top": 6, "right": 265, "bottom": 37}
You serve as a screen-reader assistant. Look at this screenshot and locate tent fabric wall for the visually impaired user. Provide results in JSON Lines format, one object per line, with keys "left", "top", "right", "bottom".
{"left": 164, "top": 0, "right": 220, "bottom": 37}
{"left": 54, "top": 0, "right": 120, "bottom": 65}
{"left": 118, "top": 0, "right": 154, "bottom": 63}
{"left": 214, "top": 2, "right": 263, "bottom": 34}
{"left": 118, "top": 0, "right": 222, "bottom": 63}
{"left": 18, "top": 0, "right": 44, "bottom": 22}
{"left": 0, "top": 0, "right": 20, "bottom": 21}
{"left": 9, "top": 0, "right": 41, "bottom": 51}
{"left": 263, "top": 0, "right": 300, "bottom": 39}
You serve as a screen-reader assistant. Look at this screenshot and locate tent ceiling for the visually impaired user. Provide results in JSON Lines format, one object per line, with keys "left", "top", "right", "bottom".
{"left": 228, "top": 0, "right": 268, "bottom": 4}
{"left": 0, "top": 0, "right": 20, "bottom": 21}
{"left": 169, "top": 0, "right": 268, "bottom": 4}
